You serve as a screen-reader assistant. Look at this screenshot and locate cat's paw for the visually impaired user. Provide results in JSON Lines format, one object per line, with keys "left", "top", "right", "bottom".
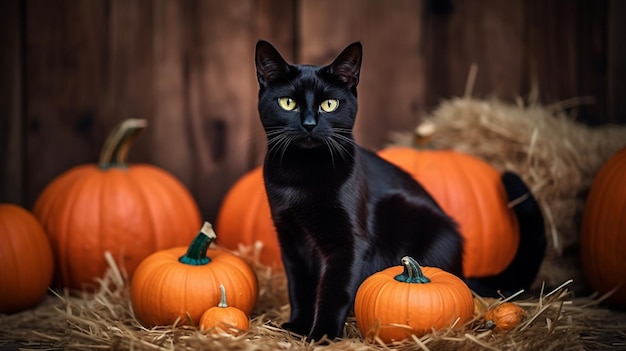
{"left": 281, "top": 321, "right": 310, "bottom": 338}
{"left": 307, "top": 325, "right": 342, "bottom": 343}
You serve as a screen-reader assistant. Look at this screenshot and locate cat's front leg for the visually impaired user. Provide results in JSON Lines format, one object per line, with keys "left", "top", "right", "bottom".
{"left": 282, "top": 264, "right": 318, "bottom": 336}
{"left": 279, "top": 233, "right": 319, "bottom": 337}
{"left": 307, "top": 249, "right": 361, "bottom": 341}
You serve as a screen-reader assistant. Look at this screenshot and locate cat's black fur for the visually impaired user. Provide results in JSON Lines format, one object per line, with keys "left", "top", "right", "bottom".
{"left": 254, "top": 40, "right": 546, "bottom": 341}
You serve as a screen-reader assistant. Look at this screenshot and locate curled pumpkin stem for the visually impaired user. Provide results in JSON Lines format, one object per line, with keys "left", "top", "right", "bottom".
{"left": 98, "top": 118, "right": 148, "bottom": 170}
{"left": 394, "top": 256, "right": 431, "bottom": 284}
{"left": 179, "top": 222, "right": 217, "bottom": 265}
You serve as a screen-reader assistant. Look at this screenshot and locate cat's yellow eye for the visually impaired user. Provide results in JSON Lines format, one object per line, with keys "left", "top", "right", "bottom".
{"left": 320, "top": 99, "right": 339, "bottom": 112}
{"left": 278, "top": 97, "right": 297, "bottom": 111}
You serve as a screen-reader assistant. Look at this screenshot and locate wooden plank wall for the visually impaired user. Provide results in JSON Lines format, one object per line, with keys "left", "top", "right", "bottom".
{"left": 1, "top": 0, "right": 624, "bottom": 223}
{"left": 0, "top": 0, "right": 24, "bottom": 207}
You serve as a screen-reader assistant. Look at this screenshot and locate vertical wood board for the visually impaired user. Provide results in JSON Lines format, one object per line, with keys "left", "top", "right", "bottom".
{"left": 299, "top": 0, "right": 425, "bottom": 150}
{"left": 0, "top": 0, "right": 23, "bottom": 205}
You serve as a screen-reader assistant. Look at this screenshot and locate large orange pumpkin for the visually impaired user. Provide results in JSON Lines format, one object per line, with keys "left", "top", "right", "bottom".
{"left": 355, "top": 256, "right": 474, "bottom": 343}
{"left": 0, "top": 204, "right": 54, "bottom": 314}
{"left": 131, "top": 222, "right": 258, "bottom": 327}
{"left": 33, "top": 119, "right": 202, "bottom": 291}
{"left": 216, "top": 166, "right": 280, "bottom": 269}
{"left": 580, "top": 147, "right": 626, "bottom": 308}
{"left": 378, "top": 147, "right": 520, "bottom": 278}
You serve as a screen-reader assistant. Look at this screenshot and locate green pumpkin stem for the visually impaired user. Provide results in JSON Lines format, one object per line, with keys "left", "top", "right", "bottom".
{"left": 394, "top": 256, "right": 431, "bottom": 284}
{"left": 178, "top": 221, "right": 217, "bottom": 265}
{"left": 98, "top": 118, "right": 148, "bottom": 169}
{"left": 217, "top": 284, "right": 229, "bottom": 308}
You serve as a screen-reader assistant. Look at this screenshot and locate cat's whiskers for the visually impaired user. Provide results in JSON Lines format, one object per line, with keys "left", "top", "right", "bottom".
{"left": 331, "top": 129, "right": 356, "bottom": 154}
{"left": 323, "top": 139, "right": 337, "bottom": 169}
{"left": 266, "top": 129, "right": 295, "bottom": 165}
{"left": 320, "top": 128, "right": 355, "bottom": 170}
{"left": 268, "top": 135, "right": 290, "bottom": 157}
{"left": 327, "top": 136, "right": 350, "bottom": 160}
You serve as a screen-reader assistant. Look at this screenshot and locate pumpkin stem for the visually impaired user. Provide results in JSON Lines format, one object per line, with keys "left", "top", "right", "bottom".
{"left": 411, "top": 121, "right": 435, "bottom": 149}
{"left": 394, "top": 256, "right": 431, "bottom": 284}
{"left": 98, "top": 118, "right": 148, "bottom": 169}
{"left": 178, "top": 221, "right": 217, "bottom": 265}
{"left": 217, "top": 284, "right": 229, "bottom": 308}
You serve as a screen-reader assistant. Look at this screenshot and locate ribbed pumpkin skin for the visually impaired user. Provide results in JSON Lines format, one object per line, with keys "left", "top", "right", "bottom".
{"left": 33, "top": 164, "right": 201, "bottom": 291}
{"left": 580, "top": 147, "right": 626, "bottom": 308}
{"left": 199, "top": 285, "right": 250, "bottom": 334}
{"left": 199, "top": 305, "right": 249, "bottom": 334}
{"left": 354, "top": 263, "right": 474, "bottom": 343}
{"left": 0, "top": 204, "right": 54, "bottom": 314}
{"left": 130, "top": 247, "right": 258, "bottom": 327}
{"left": 216, "top": 166, "right": 281, "bottom": 269}
{"left": 378, "top": 147, "right": 520, "bottom": 278}
{"left": 484, "top": 302, "right": 528, "bottom": 333}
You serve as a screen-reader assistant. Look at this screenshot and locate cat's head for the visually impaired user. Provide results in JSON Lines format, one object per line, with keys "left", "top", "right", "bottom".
{"left": 255, "top": 40, "right": 362, "bottom": 153}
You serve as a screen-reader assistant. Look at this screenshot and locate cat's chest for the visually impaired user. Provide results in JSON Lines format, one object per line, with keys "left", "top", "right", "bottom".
{"left": 270, "top": 184, "right": 308, "bottom": 206}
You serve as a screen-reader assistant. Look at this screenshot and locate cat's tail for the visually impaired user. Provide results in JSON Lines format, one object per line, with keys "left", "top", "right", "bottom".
{"left": 465, "top": 171, "right": 547, "bottom": 297}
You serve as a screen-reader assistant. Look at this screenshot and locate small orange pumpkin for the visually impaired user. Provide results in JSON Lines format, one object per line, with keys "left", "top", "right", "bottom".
{"left": 0, "top": 204, "right": 55, "bottom": 314}
{"left": 378, "top": 147, "right": 520, "bottom": 278}
{"left": 216, "top": 166, "right": 280, "bottom": 269}
{"left": 130, "top": 222, "right": 258, "bottom": 327}
{"left": 484, "top": 302, "right": 528, "bottom": 333}
{"left": 33, "top": 119, "right": 202, "bottom": 291}
{"left": 199, "top": 284, "right": 250, "bottom": 335}
{"left": 354, "top": 256, "right": 474, "bottom": 343}
{"left": 580, "top": 147, "right": 626, "bottom": 308}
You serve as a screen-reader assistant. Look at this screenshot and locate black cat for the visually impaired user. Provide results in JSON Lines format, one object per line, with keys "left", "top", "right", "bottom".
{"left": 254, "top": 40, "right": 545, "bottom": 341}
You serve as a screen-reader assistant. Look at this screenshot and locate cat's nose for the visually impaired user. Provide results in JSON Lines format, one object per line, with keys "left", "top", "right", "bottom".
{"left": 302, "top": 113, "right": 317, "bottom": 132}
{"left": 302, "top": 123, "right": 316, "bottom": 132}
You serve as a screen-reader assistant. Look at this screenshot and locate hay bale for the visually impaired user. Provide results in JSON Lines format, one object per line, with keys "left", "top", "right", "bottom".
{"left": 391, "top": 97, "right": 626, "bottom": 293}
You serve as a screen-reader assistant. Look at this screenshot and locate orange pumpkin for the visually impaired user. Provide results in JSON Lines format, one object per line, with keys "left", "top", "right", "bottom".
{"left": 580, "top": 147, "right": 626, "bottom": 308}
{"left": 199, "top": 284, "right": 250, "bottom": 335}
{"left": 0, "top": 204, "right": 55, "bottom": 314}
{"left": 216, "top": 166, "right": 280, "bottom": 269}
{"left": 484, "top": 301, "right": 528, "bottom": 333}
{"left": 354, "top": 256, "right": 474, "bottom": 343}
{"left": 33, "top": 119, "right": 202, "bottom": 291}
{"left": 378, "top": 147, "right": 520, "bottom": 278}
{"left": 131, "top": 222, "right": 258, "bottom": 327}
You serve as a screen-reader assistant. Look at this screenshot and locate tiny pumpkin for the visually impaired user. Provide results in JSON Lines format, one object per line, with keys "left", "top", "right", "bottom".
{"left": 484, "top": 302, "right": 528, "bottom": 333}
{"left": 354, "top": 256, "right": 474, "bottom": 343}
{"left": 0, "top": 204, "right": 54, "bottom": 314}
{"left": 33, "top": 119, "right": 202, "bottom": 291}
{"left": 378, "top": 147, "right": 520, "bottom": 278}
{"left": 200, "top": 284, "right": 249, "bottom": 335}
{"left": 580, "top": 147, "right": 626, "bottom": 308}
{"left": 130, "top": 222, "right": 258, "bottom": 327}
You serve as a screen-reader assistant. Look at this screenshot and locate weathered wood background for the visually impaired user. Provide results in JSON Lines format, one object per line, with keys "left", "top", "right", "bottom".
{"left": 1, "top": 0, "right": 624, "bottom": 222}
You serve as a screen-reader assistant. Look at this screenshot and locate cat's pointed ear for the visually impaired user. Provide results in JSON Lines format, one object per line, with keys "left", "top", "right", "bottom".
{"left": 329, "top": 42, "right": 362, "bottom": 88}
{"left": 255, "top": 40, "right": 290, "bottom": 88}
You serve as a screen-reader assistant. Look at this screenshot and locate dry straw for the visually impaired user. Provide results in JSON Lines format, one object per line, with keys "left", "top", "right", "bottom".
{"left": 1, "top": 244, "right": 625, "bottom": 350}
